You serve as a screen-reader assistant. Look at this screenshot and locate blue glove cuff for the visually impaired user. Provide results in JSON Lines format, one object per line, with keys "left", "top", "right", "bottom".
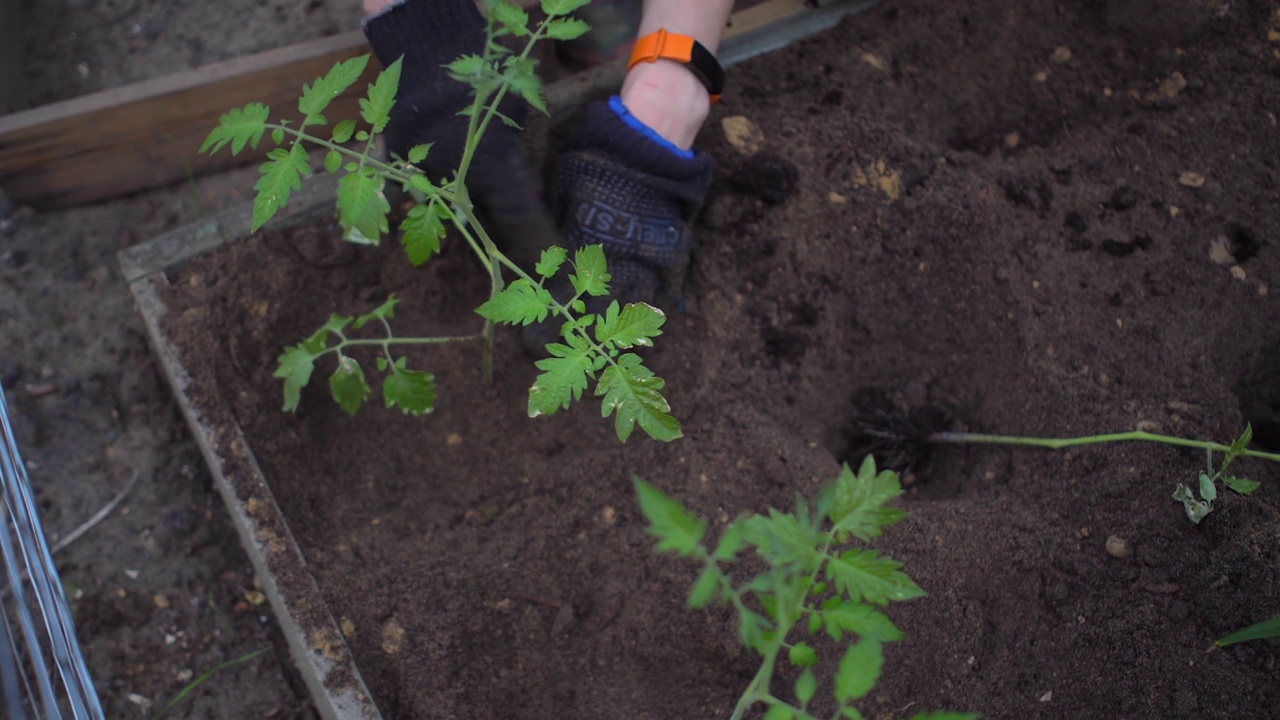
{"left": 607, "top": 96, "right": 696, "bottom": 160}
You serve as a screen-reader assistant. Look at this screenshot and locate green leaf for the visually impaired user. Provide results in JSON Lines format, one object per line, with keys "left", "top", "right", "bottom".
{"left": 543, "top": 17, "right": 590, "bottom": 41}
{"left": 821, "top": 600, "right": 902, "bottom": 642}
{"left": 795, "top": 668, "right": 817, "bottom": 704}
{"left": 353, "top": 295, "right": 398, "bottom": 329}
{"left": 829, "top": 458, "right": 907, "bottom": 543}
{"left": 807, "top": 612, "right": 823, "bottom": 635}
{"left": 360, "top": 57, "right": 401, "bottom": 133}
{"left": 332, "top": 118, "right": 357, "bottom": 143}
{"left": 271, "top": 127, "right": 285, "bottom": 146}
{"left": 382, "top": 358, "right": 436, "bottom": 415}
{"left": 738, "top": 609, "right": 771, "bottom": 653}
{"left": 446, "top": 54, "right": 486, "bottom": 83}
{"left": 535, "top": 246, "right": 568, "bottom": 279}
{"left": 1198, "top": 472, "right": 1217, "bottom": 502}
{"left": 504, "top": 56, "right": 546, "bottom": 114}
{"left": 329, "top": 356, "right": 371, "bottom": 414}
{"left": 1172, "top": 483, "right": 1213, "bottom": 524}
{"left": 688, "top": 566, "right": 721, "bottom": 609}
{"left": 324, "top": 150, "right": 342, "bottom": 174}
{"left": 1216, "top": 613, "right": 1280, "bottom": 647}
{"left": 540, "top": 0, "right": 590, "bottom": 16}
{"left": 763, "top": 706, "right": 793, "bottom": 720}
{"left": 596, "top": 353, "right": 680, "bottom": 442}
{"left": 253, "top": 144, "right": 310, "bottom": 231}
{"left": 633, "top": 478, "right": 705, "bottom": 557}
{"left": 789, "top": 641, "right": 818, "bottom": 668}
{"left": 905, "top": 713, "right": 979, "bottom": 720}
{"left": 201, "top": 103, "right": 270, "bottom": 155}
{"left": 712, "top": 520, "right": 745, "bottom": 561}
{"left": 1218, "top": 424, "right": 1253, "bottom": 476}
{"left": 527, "top": 338, "right": 594, "bottom": 417}
{"left": 400, "top": 203, "right": 444, "bottom": 266}
{"left": 1222, "top": 475, "right": 1261, "bottom": 496}
{"left": 273, "top": 345, "right": 316, "bottom": 412}
{"left": 841, "top": 709, "right": 866, "bottom": 720}
{"left": 299, "top": 55, "right": 369, "bottom": 126}
{"left": 300, "top": 315, "right": 352, "bottom": 354}
{"left": 493, "top": 1, "right": 529, "bottom": 35}
{"left": 743, "top": 509, "right": 823, "bottom": 571}
{"left": 476, "top": 278, "right": 554, "bottom": 326}
{"left": 826, "top": 549, "right": 926, "bottom": 606}
{"left": 834, "top": 639, "right": 882, "bottom": 704}
{"left": 595, "top": 301, "right": 666, "bottom": 348}
{"left": 571, "top": 245, "right": 611, "bottom": 297}
{"left": 337, "top": 168, "right": 391, "bottom": 244}
{"left": 407, "top": 143, "right": 432, "bottom": 164}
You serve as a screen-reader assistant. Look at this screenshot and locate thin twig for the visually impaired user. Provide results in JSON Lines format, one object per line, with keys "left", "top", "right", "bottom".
{"left": 50, "top": 470, "right": 140, "bottom": 554}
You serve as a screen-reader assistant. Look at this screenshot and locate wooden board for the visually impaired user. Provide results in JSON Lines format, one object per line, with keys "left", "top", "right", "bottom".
{"left": 1, "top": 0, "right": 878, "bottom": 211}
{"left": 0, "top": 32, "right": 375, "bottom": 210}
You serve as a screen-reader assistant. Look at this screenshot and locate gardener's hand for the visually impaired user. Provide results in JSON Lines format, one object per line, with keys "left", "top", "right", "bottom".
{"left": 363, "top": 0, "right": 557, "bottom": 270}
{"left": 553, "top": 97, "right": 713, "bottom": 309}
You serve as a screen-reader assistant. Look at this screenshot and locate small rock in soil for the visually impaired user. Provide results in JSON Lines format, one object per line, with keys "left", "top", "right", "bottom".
{"left": 1179, "top": 171, "right": 1207, "bottom": 188}
{"left": 1105, "top": 534, "right": 1133, "bottom": 558}
{"left": 721, "top": 115, "right": 765, "bottom": 155}
{"left": 1209, "top": 236, "right": 1236, "bottom": 265}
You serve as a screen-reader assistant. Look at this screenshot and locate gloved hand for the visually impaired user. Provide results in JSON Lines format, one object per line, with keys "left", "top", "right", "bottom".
{"left": 553, "top": 96, "right": 713, "bottom": 309}
{"left": 363, "top": 0, "right": 557, "bottom": 270}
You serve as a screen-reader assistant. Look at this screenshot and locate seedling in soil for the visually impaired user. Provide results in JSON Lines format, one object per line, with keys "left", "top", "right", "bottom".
{"left": 1216, "top": 614, "right": 1280, "bottom": 647}
{"left": 201, "top": 0, "right": 680, "bottom": 442}
{"left": 636, "top": 457, "right": 975, "bottom": 720}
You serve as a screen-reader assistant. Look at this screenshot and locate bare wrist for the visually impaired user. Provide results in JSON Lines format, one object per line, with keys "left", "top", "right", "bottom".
{"left": 619, "top": 61, "right": 711, "bottom": 151}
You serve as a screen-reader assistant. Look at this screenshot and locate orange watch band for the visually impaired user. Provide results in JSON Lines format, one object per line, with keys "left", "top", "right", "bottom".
{"left": 628, "top": 28, "right": 724, "bottom": 103}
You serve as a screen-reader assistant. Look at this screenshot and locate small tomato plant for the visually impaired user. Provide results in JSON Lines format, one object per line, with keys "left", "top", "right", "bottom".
{"left": 200, "top": 0, "right": 680, "bottom": 442}
{"left": 636, "top": 457, "right": 976, "bottom": 720}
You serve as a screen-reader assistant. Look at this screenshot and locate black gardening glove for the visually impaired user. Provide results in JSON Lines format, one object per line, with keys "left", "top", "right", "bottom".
{"left": 363, "top": 0, "right": 557, "bottom": 270}
{"left": 553, "top": 97, "right": 713, "bottom": 309}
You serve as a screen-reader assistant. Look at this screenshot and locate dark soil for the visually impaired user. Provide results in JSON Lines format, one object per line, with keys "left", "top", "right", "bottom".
{"left": 159, "top": 0, "right": 1280, "bottom": 718}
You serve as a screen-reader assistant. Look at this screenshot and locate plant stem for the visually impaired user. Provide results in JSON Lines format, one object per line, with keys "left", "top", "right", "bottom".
{"left": 930, "top": 430, "right": 1280, "bottom": 463}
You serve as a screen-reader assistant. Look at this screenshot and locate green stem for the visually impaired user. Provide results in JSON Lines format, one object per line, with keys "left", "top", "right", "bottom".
{"left": 729, "top": 644, "right": 781, "bottom": 720}
{"left": 266, "top": 124, "right": 453, "bottom": 204}
{"left": 930, "top": 430, "right": 1280, "bottom": 463}
{"left": 315, "top": 333, "right": 486, "bottom": 362}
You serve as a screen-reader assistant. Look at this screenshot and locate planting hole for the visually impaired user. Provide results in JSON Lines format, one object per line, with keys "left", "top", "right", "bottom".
{"left": 1235, "top": 341, "right": 1280, "bottom": 452}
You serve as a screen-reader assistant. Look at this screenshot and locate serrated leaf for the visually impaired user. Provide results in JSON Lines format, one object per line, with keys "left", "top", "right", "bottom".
{"left": 712, "top": 520, "right": 745, "bottom": 561}
{"left": 447, "top": 54, "right": 486, "bottom": 82}
{"left": 492, "top": 1, "right": 529, "bottom": 35}
{"left": 795, "top": 668, "right": 817, "bottom": 705}
{"left": 596, "top": 353, "right": 680, "bottom": 442}
{"left": 353, "top": 295, "right": 398, "bottom": 329}
{"left": 1222, "top": 475, "right": 1261, "bottom": 496}
{"left": 504, "top": 56, "right": 546, "bottom": 114}
{"left": 273, "top": 345, "right": 316, "bottom": 412}
{"left": 789, "top": 642, "right": 818, "bottom": 668}
{"left": 595, "top": 301, "right": 666, "bottom": 348}
{"left": 528, "top": 339, "right": 594, "bottom": 417}
{"left": 1173, "top": 483, "right": 1213, "bottom": 524}
{"left": 476, "top": 278, "right": 554, "bottom": 326}
{"left": 1216, "top": 613, "right": 1280, "bottom": 647}
{"left": 301, "top": 314, "right": 352, "bottom": 354}
{"left": 738, "top": 608, "right": 770, "bottom": 653}
{"left": 743, "top": 509, "right": 823, "bottom": 571}
{"left": 821, "top": 601, "right": 902, "bottom": 642}
{"left": 633, "top": 478, "right": 705, "bottom": 557}
{"left": 826, "top": 549, "right": 926, "bottom": 606}
{"left": 829, "top": 459, "right": 907, "bottom": 543}
{"left": 543, "top": 17, "right": 590, "bottom": 40}
{"left": 834, "top": 639, "right": 882, "bottom": 704}
{"left": 332, "top": 118, "right": 356, "bottom": 143}
{"left": 324, "top": 150, "right": 342, "bottom": 174}
{"left": 201, "top": 103, "right": 270, "bottom": 155}
{"left": 763, "top": 706, "right": 793, "bottom": 720}
{"left": 382, "top": 358, "right": 436, "bottom": 415}
{"left": 337, "top": 168, "right": 391, "bottom": 244}
{"left": 360, "top": 57, "right": 401, "bottom": 133}
{"left": 807, "top": 611, "right": 823, "bottom": 635}
{"left": 329, "top": 356, "right": 371, "bottom": 414}
{"left": 571, "top": 245, "right": 611, "bottom": 297}
{"left": 299, "top": 55, "right": 369, "bottom": 126}
{"left": 408, "top": 143, "right": 432, "bottom": 164}
{"left": 253, "top": 144, "right": 310, "bottom": 231}
{"left": 688, "top": 566, "right": 721, "bottom": 609}
{"left": 535, "top": 246, "right": 568, "bottom": 279}
{"left": 1218, "top": 424, "right": 1253, "bottom": 476}
{"left": 540, "top": 0, "right": 590, "bottom": 16}
{"left": 401, "top": 203, "right": 444, "bottom": 266}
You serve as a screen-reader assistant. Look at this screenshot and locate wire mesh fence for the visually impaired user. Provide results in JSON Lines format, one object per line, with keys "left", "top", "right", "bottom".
{"left": 0, "top": 383, "right": 104, "bottom": 720}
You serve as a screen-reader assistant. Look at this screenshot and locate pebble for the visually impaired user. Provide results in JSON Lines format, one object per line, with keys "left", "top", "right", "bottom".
{"left": 1209, "top": 236, "right": 1235, "bottom": 265}
{"left": 1159, "top": 72, "right": 1188, "bottom": 98}
{"left": 1050, "top": 46, "right": 1072, "bottom": 63}
{"left": 1229, "top": 265, "right": 1247, "bottom": 281}
{"left": 1179, "top": 171, "right": 1206, "bottom": 188}
{"left": 1105, "top": 534, "right": 1133, "bottom": 558}
{"left": 721, "top": 116, "right": 764, "bottom": 155}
